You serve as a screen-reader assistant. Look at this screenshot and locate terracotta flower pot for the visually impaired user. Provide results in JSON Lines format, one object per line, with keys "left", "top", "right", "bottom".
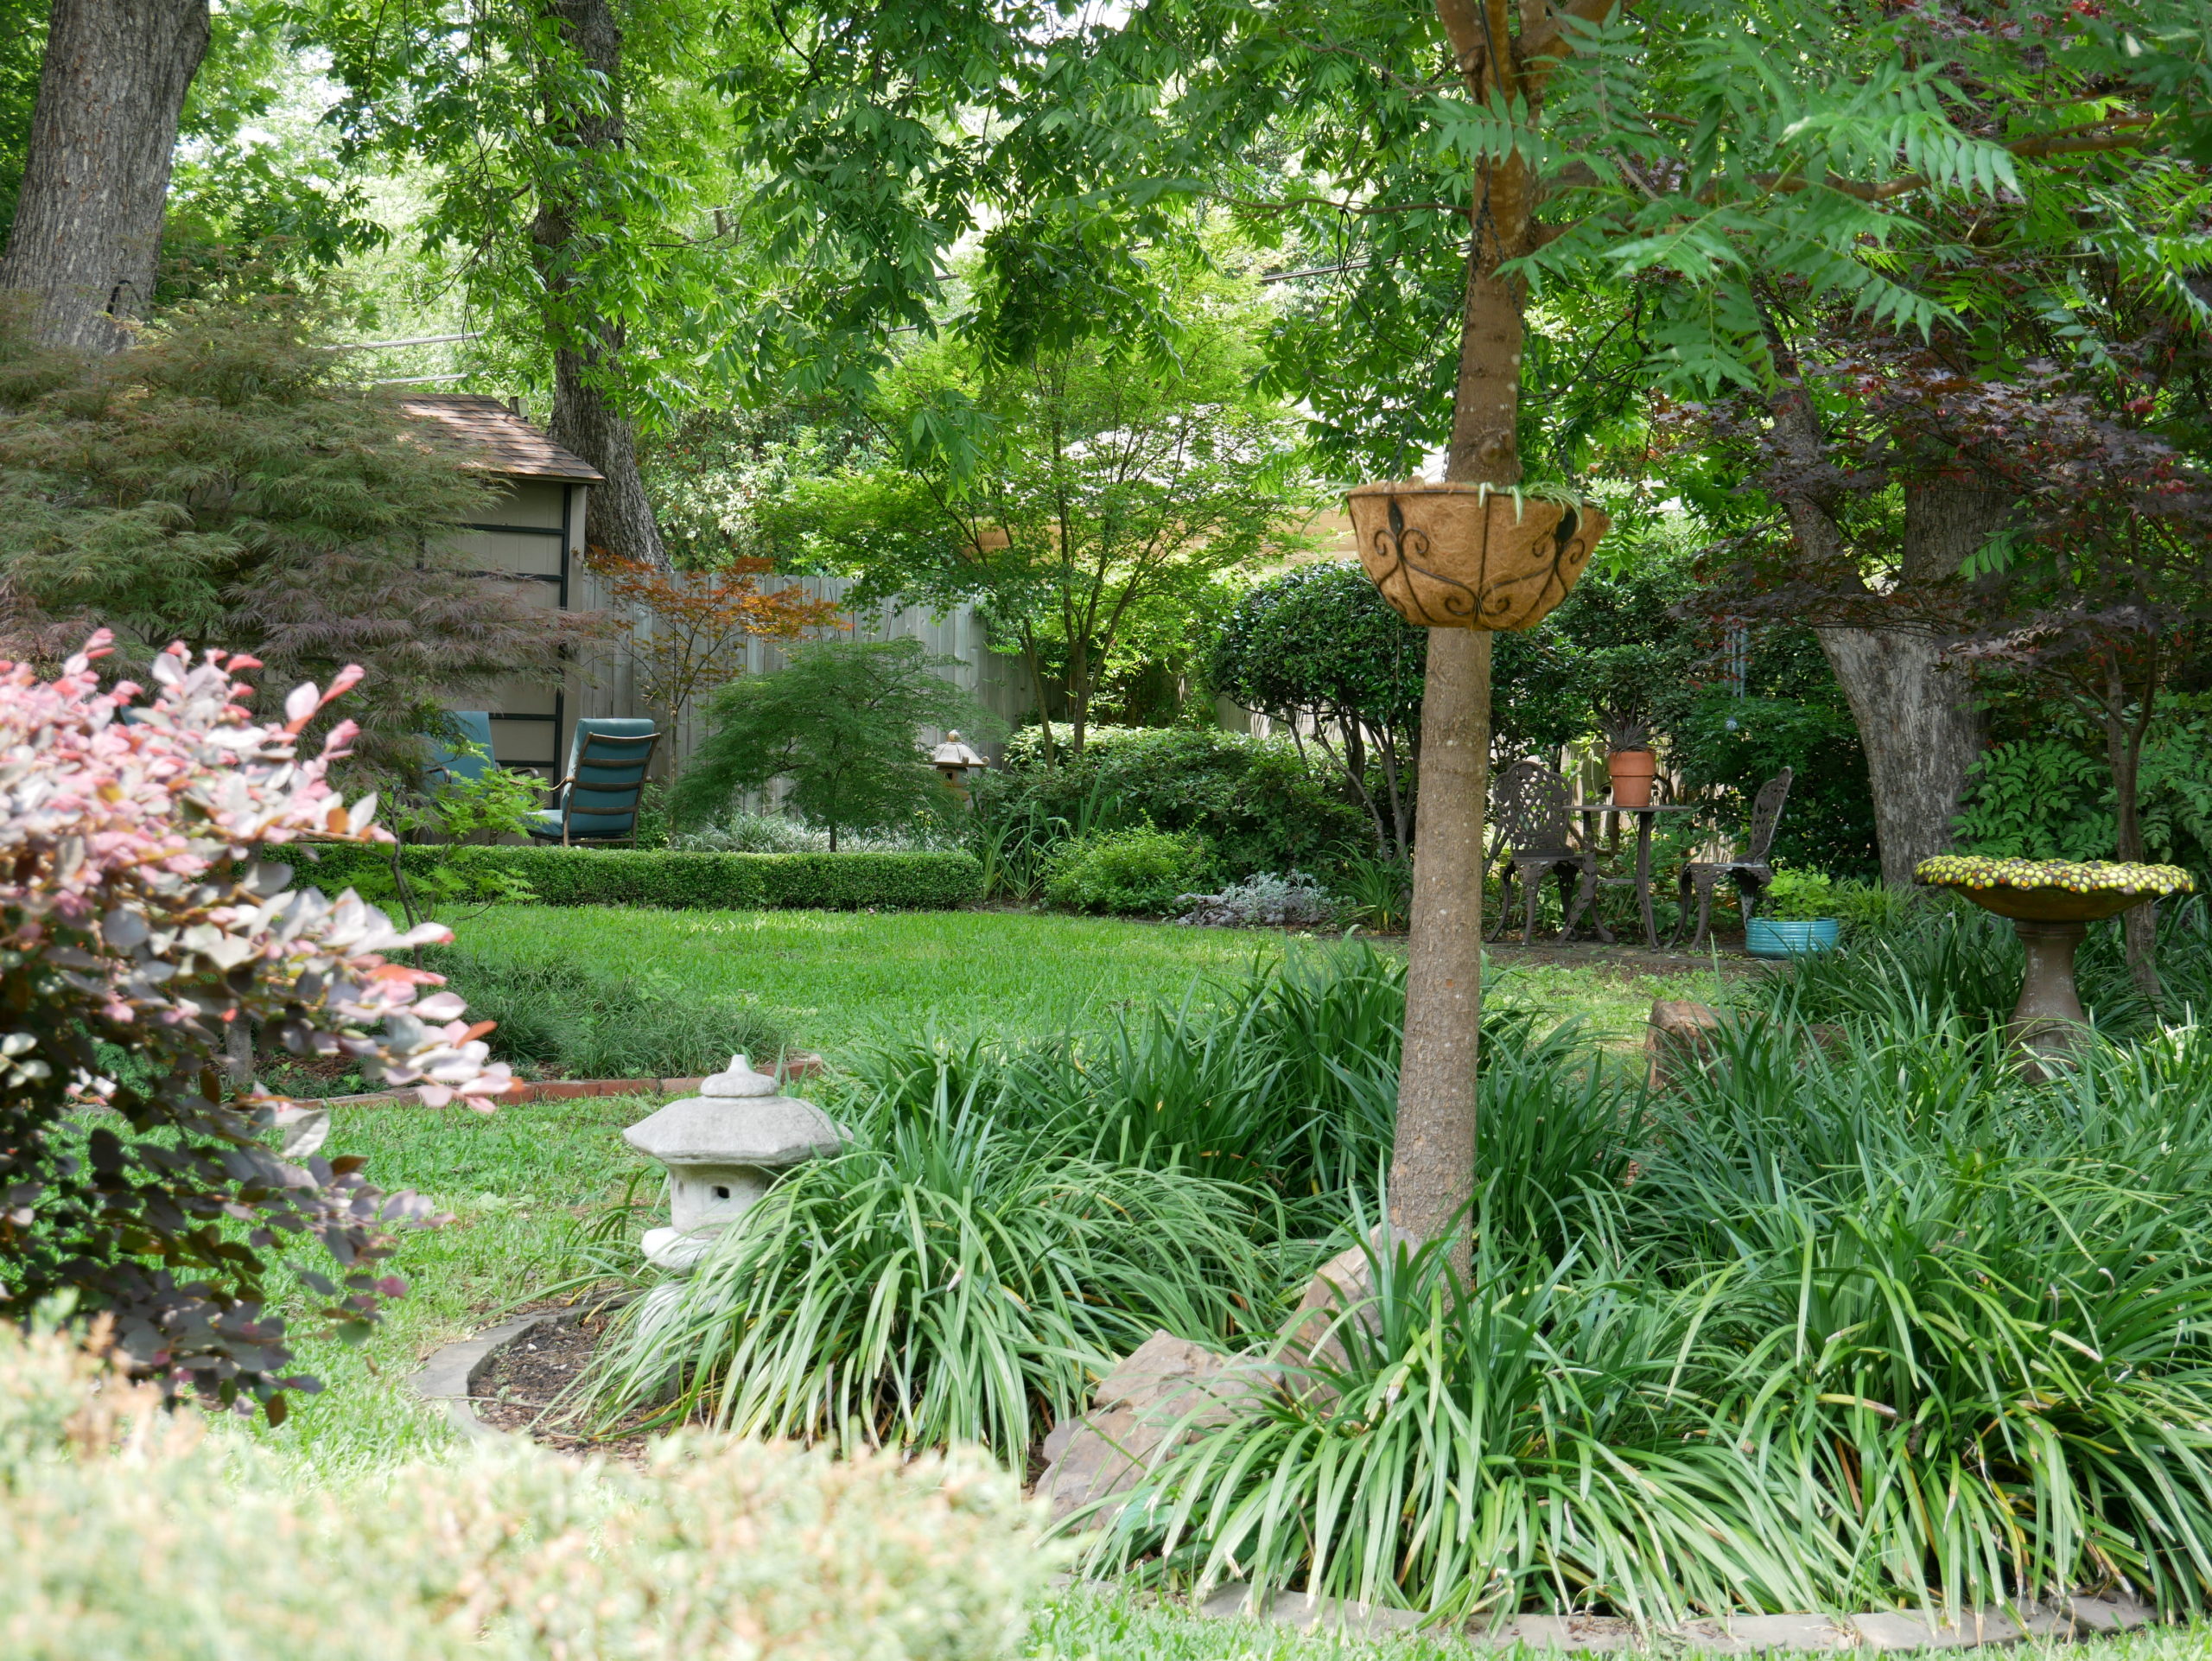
{"left": 1606, "top": 748, "right": 1656, "bottom": 807}
{"left": 1345, "top": 481, "right": 1610, "bottom": 631}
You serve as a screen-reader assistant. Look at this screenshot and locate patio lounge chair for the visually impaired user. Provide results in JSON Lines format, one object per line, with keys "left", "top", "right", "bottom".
{"left": 526, "top": 718, "right": 659, "bottom": 847}
{"left": 424, "top": 710, "right": 498, "bottom": 790}
{"left": 1488, "top": 760, "right": 1611, "bottom": 945}
{"left": 1669, "top": 767, "right": 1793, "bottom": 948}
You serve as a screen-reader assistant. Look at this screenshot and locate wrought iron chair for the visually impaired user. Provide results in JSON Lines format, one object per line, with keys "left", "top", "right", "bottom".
{"left": 1488, "top": 760, "right": 1611, "bottom": 945}
{"left": 1669, "top": 767, "right": 1794, "bottom": 947}
{"left": 526, "top": 718, "right": 659, "bottom": 848}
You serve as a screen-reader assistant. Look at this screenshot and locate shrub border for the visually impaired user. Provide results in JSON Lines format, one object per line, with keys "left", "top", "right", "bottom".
{"left": 296, "top": 843, "right": 983, "bottom": 911}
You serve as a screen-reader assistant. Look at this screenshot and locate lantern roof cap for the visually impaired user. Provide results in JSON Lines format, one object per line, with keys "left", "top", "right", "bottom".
{"left": 621, "top": 1054, "right": 846, "bottom": 1167}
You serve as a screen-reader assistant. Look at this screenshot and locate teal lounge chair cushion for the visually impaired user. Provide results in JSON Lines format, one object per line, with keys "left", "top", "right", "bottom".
{"left": 527, "top": 718, "right": 658, "bottom": 842}
{"left": 427, "top": 711, "right": 498, "bottom": 788}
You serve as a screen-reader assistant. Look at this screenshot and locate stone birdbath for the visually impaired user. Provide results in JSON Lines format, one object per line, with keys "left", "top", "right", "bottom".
{"left": 623, "top": 1053, "right": 847, "bottom": 1270}
{"left": 1914, "top": 856, "right": 2195, "bottom": 1071}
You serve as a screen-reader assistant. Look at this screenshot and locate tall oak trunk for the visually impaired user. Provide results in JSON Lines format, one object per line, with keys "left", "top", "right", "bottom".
{"left": 0, "top": 0, "right": 208, "bottom": 350}
{"left": 531, "top": 0, "right": 668, "bottom": 570}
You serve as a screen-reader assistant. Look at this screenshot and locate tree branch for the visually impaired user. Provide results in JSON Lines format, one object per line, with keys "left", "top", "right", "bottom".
{"left": 1747, "top": 116, "right": 2158, "bottom": 203}
{"left": 1519, "top": 0, "right": 1621, "bottom": 88}
{"left": 1212, "top": 192, "right": 1471, "bottom": 218}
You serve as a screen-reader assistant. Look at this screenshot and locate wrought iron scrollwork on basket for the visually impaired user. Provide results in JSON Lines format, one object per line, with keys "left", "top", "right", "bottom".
{"left": 1367, "top": 496, "right": 1480, "bottom": 625}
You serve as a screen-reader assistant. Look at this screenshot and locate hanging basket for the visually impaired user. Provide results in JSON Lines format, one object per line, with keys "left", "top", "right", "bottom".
{"left": 1346, "top": 481, "right": 1608, "bottom": 631}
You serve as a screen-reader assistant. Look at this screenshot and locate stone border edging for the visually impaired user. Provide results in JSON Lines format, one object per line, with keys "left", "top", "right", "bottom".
{"left": 416, "top": 1313, "right": 2163, "bottom": 1651}
{"left": 412, "top": 1307, "right": 581, "bottom": 1443}
{"left": 321, "top": 1052, "right": 826, "bottom": 1109}
{"left": 1192, "top": 1583, "right": 2158, "bottom": 1652}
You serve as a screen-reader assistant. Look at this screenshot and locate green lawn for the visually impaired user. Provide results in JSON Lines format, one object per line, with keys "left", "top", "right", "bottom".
{"left": 248, "top": 1091, "right": 656, "bottom": 1473}
{"left": 440, "top": 904, "right": 1313, "bottom": 1055}
{"left": 432, "top": 903, "right": 1726, "bottom": 1058}
{"left": 1032, "top": 1593, "right": 2212, "bottom": 1659}
{"left": 243, "top": 906, "right": 1735, "bottom": 1657}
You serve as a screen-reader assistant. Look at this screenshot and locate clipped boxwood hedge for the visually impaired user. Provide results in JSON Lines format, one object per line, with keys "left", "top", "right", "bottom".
{"left": 296, "top": 843, "right": 982, "bottom": 912}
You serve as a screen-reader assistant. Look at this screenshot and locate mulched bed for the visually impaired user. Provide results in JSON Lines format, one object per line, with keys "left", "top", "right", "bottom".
{"left": 472, "top": 1298, "right": 662, "bottom": 1465}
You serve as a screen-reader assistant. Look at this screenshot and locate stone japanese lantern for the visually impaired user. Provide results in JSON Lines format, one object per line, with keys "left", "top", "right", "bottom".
{"left": 930, "top": 730, "right": 988, "bottom": 794}
{"left": 623, "top": 1053, "right": 846, "bottom": 1270}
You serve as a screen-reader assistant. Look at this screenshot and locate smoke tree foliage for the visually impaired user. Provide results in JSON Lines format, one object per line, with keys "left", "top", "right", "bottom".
{"left": 0, "top": 633, "right": 510, "bottom": 1417}
{"left": 670, "top": 639, "right": 995, "bottom": 850}
{"left": 1211, "top": 562, "right": 1425, "bottom": 862}
{"left": 0, "top": 293, "right": 593, "bottom": 773}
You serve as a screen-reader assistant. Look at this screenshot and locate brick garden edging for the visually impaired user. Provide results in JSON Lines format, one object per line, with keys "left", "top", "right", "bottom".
{"left": 319, "top": 1052, "right": 826, "bottom": 1109}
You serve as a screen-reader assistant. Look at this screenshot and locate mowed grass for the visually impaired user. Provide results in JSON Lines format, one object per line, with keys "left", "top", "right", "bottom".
{"left": 430, "top": 905, "right": 1727, "bottom": 1058}
{"left": 1028, "top": 1591, "right": 2212, "bottom": 1659}
{"left": 244, "top": 1092, "right": 657, "bottom": 1472}
{"left": 435, "top": 905, "right": 1306, "bottom": 1057}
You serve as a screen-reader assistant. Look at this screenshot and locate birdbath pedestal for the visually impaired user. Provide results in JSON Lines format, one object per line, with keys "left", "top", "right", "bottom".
{"left": 1914, "top": 857, "right": 2196, "bottom": 1073}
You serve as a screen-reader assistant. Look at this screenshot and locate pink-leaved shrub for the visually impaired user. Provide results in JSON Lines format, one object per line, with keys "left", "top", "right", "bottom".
{"left": 0, "top": 632, "right": 509, "bottom": 1417}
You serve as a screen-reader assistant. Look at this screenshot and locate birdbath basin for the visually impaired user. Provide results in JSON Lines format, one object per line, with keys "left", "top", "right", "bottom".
{"left": 1915, "top": 856, "right": 2195, "bottom": 1069}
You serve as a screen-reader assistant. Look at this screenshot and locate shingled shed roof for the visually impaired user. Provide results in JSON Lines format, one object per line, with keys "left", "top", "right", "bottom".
{"left": 399, "top": 394, "right": 605, "bottom": 484}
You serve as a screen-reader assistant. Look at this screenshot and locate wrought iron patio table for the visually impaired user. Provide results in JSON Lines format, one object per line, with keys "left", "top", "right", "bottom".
{"left": 1569, "top": 802, "right": 1704, "bottom": 951}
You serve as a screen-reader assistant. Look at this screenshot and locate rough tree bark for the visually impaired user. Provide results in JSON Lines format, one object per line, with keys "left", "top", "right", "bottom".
{"left": 1819, "top": 479, "right": 2012, "bottom": 887}
{"left": 1764, "top": 356, "right": 2009, "bottom": 886}
{"left": 1386, "top": 0, "right": 1540, "bottom": 1267}
{"left": 531, "top": 0, "right": 669, "bottom": 570}
{"left": 0, "top": 0, "right": 209, "bottom": 350}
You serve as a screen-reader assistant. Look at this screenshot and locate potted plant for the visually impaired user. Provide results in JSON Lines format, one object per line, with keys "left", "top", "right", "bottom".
{"left": 1578, "top": 645, "right": 1669, "bottom": 808}
{"left": 1745, "top": 867, "right": 1842, "bottom": 958}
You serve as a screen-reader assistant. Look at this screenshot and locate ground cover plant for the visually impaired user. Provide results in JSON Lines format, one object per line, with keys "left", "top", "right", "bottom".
{"left": 546, "top": 903, "right": 2212, "bottom": 1627}
{"left": 1068, "top": 903, "right": 2212, "bottom": 1621}
{"left": 578, "top": 947, "right": 1611, "bottom": 1460}
{"left": 0, "top": 1320, "right": 1048, "bottom": 1661}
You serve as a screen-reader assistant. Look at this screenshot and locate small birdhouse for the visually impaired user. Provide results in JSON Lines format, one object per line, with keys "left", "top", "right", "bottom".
{"left": 931, "top": 729, "right": 988, "bottom": 793}
{"left": 622, "top": 1053, "right": 846, "bottom": 1270}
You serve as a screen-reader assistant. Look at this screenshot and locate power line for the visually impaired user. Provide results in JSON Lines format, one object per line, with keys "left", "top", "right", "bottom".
{"left": 328, "top": 331, "right": 485, "bottom": 352}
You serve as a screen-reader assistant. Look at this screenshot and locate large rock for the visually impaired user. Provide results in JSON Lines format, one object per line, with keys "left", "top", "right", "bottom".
{"left": 1033, "top": 1331, "right": 1277, "bottom": 1526}
{"left": 1280, "top": 1228, "right": 1415, "bottom": 1393}
{"left": 1645, "top": 998, "right": 1723, "bottom": 1090}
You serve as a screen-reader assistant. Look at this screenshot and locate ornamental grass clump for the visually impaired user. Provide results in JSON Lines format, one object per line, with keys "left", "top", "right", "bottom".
{"left": 582, "top": 1080, "right": 1281, "bottom": 1461}
{"left": 0, "top": 634, "right": 508, "bottom": 1414}
{"left": 1083, "top": 1010, "right": 2212, "bottom": 1621}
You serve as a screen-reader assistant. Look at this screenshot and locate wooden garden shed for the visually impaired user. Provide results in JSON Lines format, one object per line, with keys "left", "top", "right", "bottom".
{"left": 401, "top": 394, "right": 604, "bottom": 777}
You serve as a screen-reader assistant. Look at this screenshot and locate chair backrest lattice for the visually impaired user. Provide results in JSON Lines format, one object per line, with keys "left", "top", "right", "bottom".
{"left": 1492, "top": 760, "right": 1575, "bottom": 858}
{"left": 1744, "top": 767, "right": 1795, "bottom": 863}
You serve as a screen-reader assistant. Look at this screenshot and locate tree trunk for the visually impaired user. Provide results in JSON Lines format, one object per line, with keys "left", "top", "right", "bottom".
{"left": 1764, "top": 354, "right": 2007, "bottom": 889}
{"left": 0, "top": 0, "right": 208, "bottom": 350}
{"left": 1819, "top": 628, "right": 1981, "bottom": 888}
{"left": 531, "top": 0, "right": 668, "bottom": 570}
{"left": 1387, "top": 162, "right": 1526, "bottom": 1267}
